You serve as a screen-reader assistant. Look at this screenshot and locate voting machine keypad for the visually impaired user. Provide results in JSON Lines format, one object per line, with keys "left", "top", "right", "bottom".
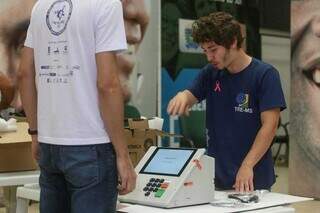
{"left": 143, "top": 178, "right": 168, "bottom": 198}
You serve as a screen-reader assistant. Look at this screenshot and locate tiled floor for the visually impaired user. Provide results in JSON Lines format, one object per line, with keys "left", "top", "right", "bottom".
{"left": 0, "top": 166, "right": 319, "bottom": 213}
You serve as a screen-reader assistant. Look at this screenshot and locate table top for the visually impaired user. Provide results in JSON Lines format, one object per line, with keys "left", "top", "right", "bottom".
{"left": 0, "top": 170, "right": 39, "bottom": 187}
{"left": 119, "top": 191, "right": 312, "bottom": 213}
{"left": 118, "top": 205, "right": 295, "bottom": 213}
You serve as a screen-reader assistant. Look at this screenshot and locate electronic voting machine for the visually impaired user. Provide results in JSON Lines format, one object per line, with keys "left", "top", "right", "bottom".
{"left": 119, "top": 146, "right": 215, "bottom": 208}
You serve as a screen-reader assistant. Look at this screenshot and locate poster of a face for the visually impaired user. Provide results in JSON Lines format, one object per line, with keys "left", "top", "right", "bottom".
{"left": 0, "top": 0, "right": 150, "bottom": 119}
{"left": 290, "top": 0, "right": 320, "bottom": 199}
{"left": 0, "top": 0, "right": 36, "bottom": 114}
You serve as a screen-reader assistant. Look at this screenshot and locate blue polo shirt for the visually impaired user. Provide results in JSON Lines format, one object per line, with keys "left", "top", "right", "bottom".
{"left": 188, "top": 58, "right": 286, "bottom": 190}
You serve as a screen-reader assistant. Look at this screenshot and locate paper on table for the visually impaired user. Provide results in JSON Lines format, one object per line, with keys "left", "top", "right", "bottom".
{"left": 148, "top": 117, "right": 164, "bottom": 130}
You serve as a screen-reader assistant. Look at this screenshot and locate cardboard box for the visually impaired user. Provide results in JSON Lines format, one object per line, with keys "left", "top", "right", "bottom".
{"left": 125, "top": 118, "right": 181, "bottom": 167}
{"left": 0, "top": 122, "right": 37, "bottom": 172}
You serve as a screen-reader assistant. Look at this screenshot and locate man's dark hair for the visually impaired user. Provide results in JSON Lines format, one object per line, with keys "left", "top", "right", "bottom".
{"left": 192, "top": 12, "right": 244, "bottom": 49}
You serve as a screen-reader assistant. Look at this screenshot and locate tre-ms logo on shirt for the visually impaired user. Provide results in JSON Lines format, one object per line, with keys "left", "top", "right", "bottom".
{"left": 235, "top": 92, "right": 253, "bottom": 113}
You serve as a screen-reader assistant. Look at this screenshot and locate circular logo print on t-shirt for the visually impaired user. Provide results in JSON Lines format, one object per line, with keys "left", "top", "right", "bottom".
{"left": 236, "top": 92, "right": 249, "bottom": 108}
{"left": 46, "top": 0, "right": 73, "bottom": 36}
{"left": 236, "top": 93, "right": 246, "bottom": 105}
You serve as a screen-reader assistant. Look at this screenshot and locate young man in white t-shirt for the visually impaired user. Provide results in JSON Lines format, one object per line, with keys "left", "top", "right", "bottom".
{"left": 18, "top": 0, "right": 136, "bottom": 212}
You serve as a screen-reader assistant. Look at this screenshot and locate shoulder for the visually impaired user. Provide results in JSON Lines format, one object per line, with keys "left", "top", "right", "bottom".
{"left": 200, "top": 64, "right": 219, "bottom": 77}
{"left": 94, "top": 0, "right": 123, "bottom": 19}
{"left": 95, "top": 0, "right": 121, "bottom": 8}
{"left": 251, "top": 58, "right": 279, "bottom": 79}
{"left": 202, "top": 63, "right": 214, "bottom": 72}
{"left": 93, "top": 0, "right": 123, "bottom": 25}
{"left": 29, "top": 1, "right": 41, "bottom": 17}
{"left": 192, "top": 64, "right": 222, "bottom": 86}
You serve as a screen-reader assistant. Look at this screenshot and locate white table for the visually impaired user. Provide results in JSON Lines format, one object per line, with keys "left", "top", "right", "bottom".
{"left": 119, "top": 191, "right": 312, "bottom": 213}
{"left": 16, "top": 185, "right": 311, "bottom": 213}
{"left": 0, "top": 170, "right": 39, "bottom": 213}
{"left": 119, "top": 205, "right": 295, "bottom": 213}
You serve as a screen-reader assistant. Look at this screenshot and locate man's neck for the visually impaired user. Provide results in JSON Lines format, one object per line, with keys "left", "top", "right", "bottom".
{"left": 226, "top": 50, "right": 252, "bottom": 74}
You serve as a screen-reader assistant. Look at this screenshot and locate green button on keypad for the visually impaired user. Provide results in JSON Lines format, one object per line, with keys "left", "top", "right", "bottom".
{"left": 155, "top": 189, "right": 165, "bottom": 198}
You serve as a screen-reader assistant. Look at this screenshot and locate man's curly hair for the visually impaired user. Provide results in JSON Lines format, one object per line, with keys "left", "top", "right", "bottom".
{"left": 192, "top": 12, "right": 244, "bottom": 49}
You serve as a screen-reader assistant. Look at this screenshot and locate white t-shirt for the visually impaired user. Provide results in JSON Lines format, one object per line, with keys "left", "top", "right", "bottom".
{"left": 24, "top": 0, "right": 127, "bottom": 145}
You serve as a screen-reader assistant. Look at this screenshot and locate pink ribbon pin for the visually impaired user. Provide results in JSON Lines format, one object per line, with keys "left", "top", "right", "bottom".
{"left": 214, "top": 80, "right": 221, "bottom": 92}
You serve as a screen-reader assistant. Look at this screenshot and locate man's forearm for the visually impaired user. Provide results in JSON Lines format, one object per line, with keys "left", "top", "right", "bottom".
{"left": 18, "top": 71, "right": 37, "bottom": 130}
{"left": 96, "top": 51, "right": 130, "bottom": 159}
{"left": 98, "top": 86, "right": 129, "bottom": 158}
{"left": 18, "top": 47, "right": 37, "bottom": 130}
{"left": 242, "top": 124, "right": 277, "bottom": 168}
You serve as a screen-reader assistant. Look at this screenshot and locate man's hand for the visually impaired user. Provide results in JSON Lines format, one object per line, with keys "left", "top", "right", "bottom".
{"left": 31, "top": 135, "right": 39, "bottom": 161}
{"left": 117, "top": 155, "right": 137, "bottom": 195}
{"left": 167, "top": 91, "right": 193, "bottom": 116}
{"left": 233, "top": 164, "right": 254, "bottom": 192}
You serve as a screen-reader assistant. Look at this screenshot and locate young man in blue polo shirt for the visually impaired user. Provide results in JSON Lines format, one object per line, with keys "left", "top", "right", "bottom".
{"left": 167, "top": 12, "right": 286, "bottom": 192}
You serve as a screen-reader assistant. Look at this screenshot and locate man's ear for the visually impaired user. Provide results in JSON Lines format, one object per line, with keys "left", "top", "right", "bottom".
{"left": 230, "top": 37, "right": 237, "bottom": 49}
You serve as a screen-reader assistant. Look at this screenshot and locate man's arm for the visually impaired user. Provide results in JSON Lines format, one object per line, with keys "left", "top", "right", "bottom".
{"left": 17, "top": 47, "right": 39, "bottom": 160}
{"left": 167, "top": 90, "right": 198, "bottom": 116}
{"left": 234, "top": 108, "right": 280, "bottom": 192}
{"left": 96, "top": 51, "right": 136, "bottom": 195}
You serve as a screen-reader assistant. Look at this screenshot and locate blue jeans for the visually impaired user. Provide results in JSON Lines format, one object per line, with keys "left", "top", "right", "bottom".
{"left": 38, "top": 143, "right": 118, "bottom": 213}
